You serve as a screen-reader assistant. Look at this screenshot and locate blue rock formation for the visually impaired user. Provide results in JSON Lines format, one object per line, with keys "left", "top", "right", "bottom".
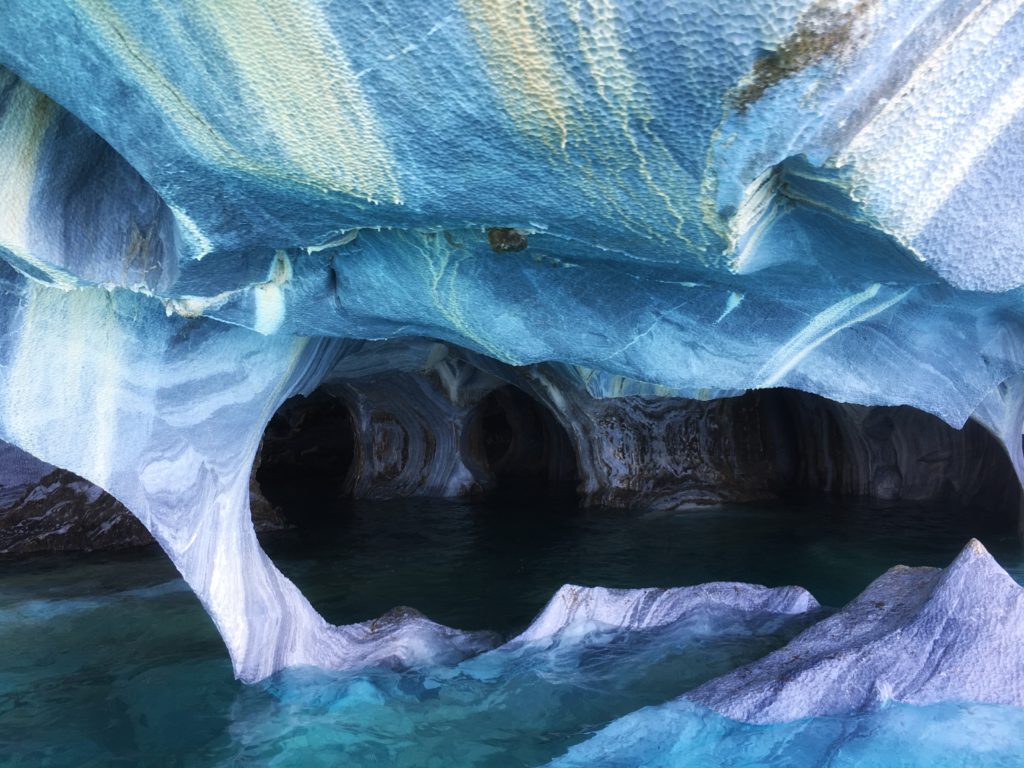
{"left": 1, "top": 0, "right": 1024, "bottom": 687}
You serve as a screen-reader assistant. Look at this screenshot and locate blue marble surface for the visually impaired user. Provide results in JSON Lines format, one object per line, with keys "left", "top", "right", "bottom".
{"left": 1, "top": 0, "right": 1024, "bottom": 721}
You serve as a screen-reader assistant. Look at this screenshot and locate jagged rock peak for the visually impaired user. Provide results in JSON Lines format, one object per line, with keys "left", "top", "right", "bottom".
{"left": 688, "top": 539, "right": 1024, "bottom": 722}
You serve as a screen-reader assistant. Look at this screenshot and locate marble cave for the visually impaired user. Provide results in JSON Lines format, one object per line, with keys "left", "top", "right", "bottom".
{"left": 2, "top": 1, "right": 1024, "bottom": 765}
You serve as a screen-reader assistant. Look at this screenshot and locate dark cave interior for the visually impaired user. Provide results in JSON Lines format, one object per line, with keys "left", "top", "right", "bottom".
{"left": 254, "top": 382, "right": 1021, "bottom": 533}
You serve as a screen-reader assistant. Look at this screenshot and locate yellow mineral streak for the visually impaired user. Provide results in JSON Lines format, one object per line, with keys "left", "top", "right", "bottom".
{"left": 0, "top": 76, "right": 56, "bottom": 253}
{"left": 199, "top": 0, "right": 401, "bottom": 202}
{"left": 0, "top": 78, "right": 84, "bottom": 287}
{"left": 461, "top": 0, "right": 573, "bottom": 149}
{"left": 566, "top": 0, "right": 691, "bottom": 240}
{"left": 423, "top": 234, "right": 511, "bottom": 361}
{"left": 76, "top": 0, "right": 400, "bottom": 203}
{"left": 164, "top": 252, "right": 293, "bottom": 335}
{"left": 464, "top": 0, "right": 694, "bottom": 243}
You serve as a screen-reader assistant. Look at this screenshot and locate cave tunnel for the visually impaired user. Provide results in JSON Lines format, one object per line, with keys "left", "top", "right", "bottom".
{"left": 255, "top": 389, "right": 357, "bottom": 526}
{"left": 465, "top": 385, "right": 581, "bottom": 500}
{"left": 254, "top": 379, "right": 1020, "bottom": 534}
{"left": 749, "top": 388, "right": 1022, "bottom": 532}
{"left": 255, "top": 381, "right": 582, "bottom": 522}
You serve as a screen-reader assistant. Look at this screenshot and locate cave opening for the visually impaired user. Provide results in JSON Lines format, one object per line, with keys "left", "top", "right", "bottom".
{"left": 255, "top": 389, "right": 357, "bottom": 527}
{"left": 466, "top": 385, "right": 581, "bottom": 501}
{"left": 751, "top": 388, "right": 1022, "bottom": 533}
{"left": 251, "top": 378, "right": 1019, "bottom": 537}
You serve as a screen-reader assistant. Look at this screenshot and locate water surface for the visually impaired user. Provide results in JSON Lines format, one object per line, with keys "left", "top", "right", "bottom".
{"left": 0, "top": 497, "right": 1020, "bottom": 766}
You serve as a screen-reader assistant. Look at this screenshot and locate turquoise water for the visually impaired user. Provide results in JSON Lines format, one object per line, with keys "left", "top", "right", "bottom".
{"left": 1, "top": 497, "right": 1022, "bottom": 766}
{"left": 551, "top": 700, "right": 1024, "bottom": 768}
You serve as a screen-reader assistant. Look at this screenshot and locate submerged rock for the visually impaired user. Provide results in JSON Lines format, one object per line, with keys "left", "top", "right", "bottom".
{"left": 547, "top": 540, "right": 1024, "bottom": 764}
{"left": 689, "top": 539, "right": 1024, "bottom": 722}
{"left": 547, "top": 698, "right": 1024, "bottom": 768}
{"left": 331, "top": 607, "right": 499, "bottom": 671}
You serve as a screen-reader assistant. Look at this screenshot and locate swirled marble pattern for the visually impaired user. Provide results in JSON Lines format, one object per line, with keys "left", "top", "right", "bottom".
{"left": 1, "top": 1, "right": 1024, "bottom": 688}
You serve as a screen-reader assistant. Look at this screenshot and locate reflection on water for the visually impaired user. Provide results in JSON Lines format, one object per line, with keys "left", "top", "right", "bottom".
{"left": 0, "top": 497, "right": 1020, "bottom": 766}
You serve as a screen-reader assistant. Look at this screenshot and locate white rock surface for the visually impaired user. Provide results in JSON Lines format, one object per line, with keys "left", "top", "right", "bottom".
{"left": 510, "top": 582, "right": 819, "bottom": 646}
{"left": 689, "top": 539, "right": 1024, "bottom": 722}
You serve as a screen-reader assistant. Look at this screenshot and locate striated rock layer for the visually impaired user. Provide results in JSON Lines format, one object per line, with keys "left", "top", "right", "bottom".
{"left": 508, "top": 582, "right": 820, "bottom": 647}
{"left": 257, "top": 340, "right": 1022, "bottom": 522}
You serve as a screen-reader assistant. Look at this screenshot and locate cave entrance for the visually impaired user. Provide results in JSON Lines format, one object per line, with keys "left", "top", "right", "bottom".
{"left": 255, "top": 389, "right": 356, "bottom": 527}
{"left": 752, "top": 388, "right": 1022, "bottom": 533}
{"left": 467, "top": 385, "right": 580, "bottom": 501}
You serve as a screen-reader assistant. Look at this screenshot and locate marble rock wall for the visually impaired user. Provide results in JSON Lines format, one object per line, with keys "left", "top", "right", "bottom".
{"left": 251, "top": 343, "right": 1023, "bottom": 525}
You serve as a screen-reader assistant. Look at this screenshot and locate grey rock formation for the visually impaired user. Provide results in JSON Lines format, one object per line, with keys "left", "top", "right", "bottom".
{"left": 689, "top": 539, "right": 1024, "bottom": 722}
{"left": 773, "top": 390, "right": 1021, "bottom": 518}
{"left": 6, "top": 333, "right": 1018, "bottom": 550}
{"left": 259, "top": 341, "right": 1021, "bottom": 524}
{"left": 518, "top": 375, "right": 1021, "bottom": 514}
{"left": 4, "top": 0, "right": 1024, "bottom": 685}
{"left": 0, "top": 439, "right": 284, "bottom": 554}
{"left": 0, "top": 440, "right": 148, "bottom": 553}
{"left": 334, "top": 370, "right": 487, "bottom": 499}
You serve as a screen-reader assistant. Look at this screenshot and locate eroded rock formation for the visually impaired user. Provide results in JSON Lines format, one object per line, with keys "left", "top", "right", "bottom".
{"left": 0, "top": 0, "right": 1023, "bottom": 689}
{"left": 689, "top": 539, "right": 1024, "bottom": 721}
{"left": 508, "top": 582, "right": 821, "bottom": 646}
{"left": 549, "top": 540, "right": 1024, "bottom": 766}
{"left": 256, "top": 342, "right": 1022, "bottom": 526}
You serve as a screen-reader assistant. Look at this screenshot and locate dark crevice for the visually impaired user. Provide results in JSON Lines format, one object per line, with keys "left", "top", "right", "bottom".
{"left": 466, "top": 385, "right": 580, "bottom": 501}
{"left": 256, "top": 390, "right": 356, "bottom": 526}
{"left": 753, "top": 388, "right": 1021, "bottom": 531}
{"left": 252, "top": 381, "right": 1017, "bottom": 534}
